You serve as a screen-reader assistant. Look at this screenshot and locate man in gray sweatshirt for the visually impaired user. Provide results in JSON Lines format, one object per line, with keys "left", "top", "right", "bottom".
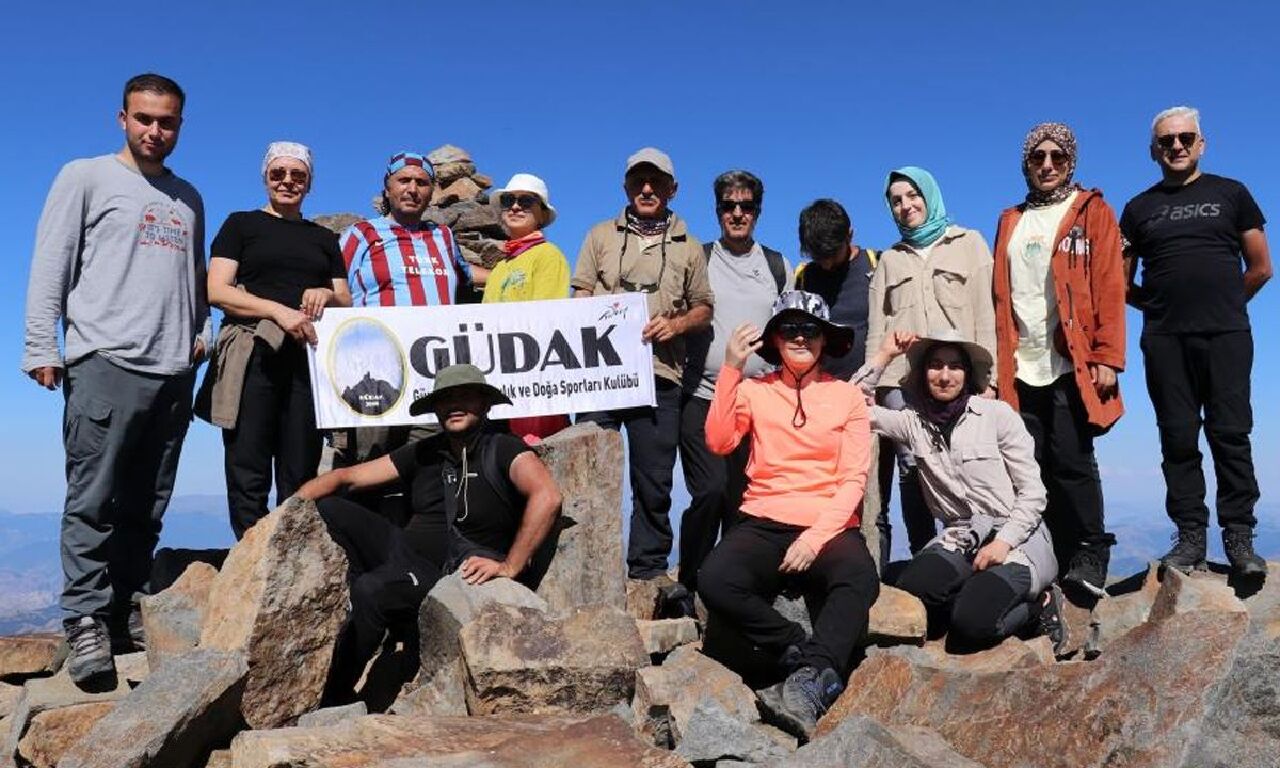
{"left": 675, "top": 169, "right": 791, "bottom": 609}
{"left": 22, "top": 73, "right": 209, "bottom": 684}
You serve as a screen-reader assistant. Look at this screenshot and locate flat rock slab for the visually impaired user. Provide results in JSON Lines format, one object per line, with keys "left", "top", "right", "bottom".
{"left": 867, "top": 585, "right": 927, "bottom": 645}
{"left": 59, "top": 649, "right": 247, "bottom": 768}
{"left": 142, "top": 561, "right": 218, "bottom": 672}
{"left": 0, "top": 635, "right": 65, "bottom": 681}
{"left": 674, "top": 698, "right": 790, "bottom": 765}
{"left": 407, "top": 572, "right": 548, "bottom": 717}
{"left": 632, "top": 645, "right": 757, "bottom": 749}
{"left": 626, "top": 577, "right": 672, "bottom": 622}
{"left": 0, "top": 682, "right": 19, "bottom": 720}
{"left": 461, "top": 604, "right": 648, "bottom": 715}
{"left": 779, "top": 715, "right": 984, "bottom": 768}
{"left": 820, "top": 608, "right": 1254, "bottom": 767}
{"left": 200, "top": 498, "right": 349, "bottom": 729}
{"left": 297, "top": 701, "right": 368, "bottom": 728}
{"left": 533, "top": 424, "right": 627, "bottom": 613}
{"left": 228, "top": 713, "right": 689, "bottom": 768}
{"left": 637, "top": 618, "right": 700, "bottom": 656}
{"left": 15, "top": 700, "right": 116, "bottom": 768}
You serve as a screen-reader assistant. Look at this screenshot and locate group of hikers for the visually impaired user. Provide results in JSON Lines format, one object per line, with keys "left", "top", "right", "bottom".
{"left": 22, "top": 73, "right": 1271, "bottom": 738}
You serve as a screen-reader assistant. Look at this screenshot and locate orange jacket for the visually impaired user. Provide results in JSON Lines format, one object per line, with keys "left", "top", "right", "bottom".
{"left": 991, "top": 189, "right": 1126, "bottom": 432}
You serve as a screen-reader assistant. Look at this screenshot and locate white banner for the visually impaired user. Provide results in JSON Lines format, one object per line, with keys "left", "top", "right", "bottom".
{"left": 308, "top": 295, "right": 656, "bottom": 428}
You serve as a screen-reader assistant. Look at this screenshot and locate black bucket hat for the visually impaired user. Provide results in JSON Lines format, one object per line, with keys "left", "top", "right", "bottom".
{"left": 408, "top": 364, "right": 512, "bottom": 416}
{"left": 757, "top": 290, "right": 856, "bottom": 365}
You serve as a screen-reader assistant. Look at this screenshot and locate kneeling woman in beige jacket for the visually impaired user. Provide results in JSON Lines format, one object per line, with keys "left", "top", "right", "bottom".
{"left": 856, "top": 330, "right": 1066, "bottom": 655}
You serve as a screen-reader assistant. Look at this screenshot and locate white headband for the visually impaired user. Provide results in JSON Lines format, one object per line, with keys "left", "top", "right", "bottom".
{"left": 262, "top": 141, "right": 313, "bottom": 178}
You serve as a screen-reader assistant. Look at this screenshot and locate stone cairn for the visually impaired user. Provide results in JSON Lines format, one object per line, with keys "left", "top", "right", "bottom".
{"left": 313, "top": 145, "right": 510, "bottom": 288}
{"left": 3, "top": 435, "right": 1280, "bottom": 765}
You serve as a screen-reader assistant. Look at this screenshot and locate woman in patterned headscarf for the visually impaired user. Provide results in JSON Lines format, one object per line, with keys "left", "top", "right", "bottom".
{"left": 990, "top": 122, "right": 1128, "bottom": 599}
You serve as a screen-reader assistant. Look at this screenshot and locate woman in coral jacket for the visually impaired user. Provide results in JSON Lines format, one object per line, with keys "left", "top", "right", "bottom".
{"left": 696, "top": 290, "right": 879, "bottom": 740}
{"left": 991, "top": 122, "right": 1127, "bottom": 598}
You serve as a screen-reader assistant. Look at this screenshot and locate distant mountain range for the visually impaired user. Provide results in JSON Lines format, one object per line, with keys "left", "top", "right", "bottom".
{"left": 1, "top": 495, "right": 1275, "bottom": 635}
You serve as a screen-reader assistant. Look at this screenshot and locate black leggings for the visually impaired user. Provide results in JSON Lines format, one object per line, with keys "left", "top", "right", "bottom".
{"left": 318, "top": 497, "right": 443, "bottom": 702}
{"left": 895, "top": 544, "right": 1034, "bottom": 649}
{"left": 697, "top": 516, "right": 880, "bottom": 676}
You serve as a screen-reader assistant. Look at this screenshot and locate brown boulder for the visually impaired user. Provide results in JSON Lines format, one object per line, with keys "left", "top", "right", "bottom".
{"left": 0, "top": 634, "right": 65, "bottom": 681}
{"left": 867, "top": 584, "right": 927, "bottom": 645}
{"left": 533, "top": 424, "right": 627, "bottom": 613}
{"left": 626, "top": 577, "right": 671, "bottom": 621}
{"left": 0, "top": 682, "right": 18, "bottom": 720}
{"left": 1149, "top": 566, "right": 1246, "bottom": 622}
{"left": 199, "top": 498, "right": 349, "bottom": 729}
{"left": 819, "top": 608, "right": 1254, "bottom": 767}
{"left": 632, "top": 646, "right": 757, "bottom": 749}
{"left": 779, "top": 715, "right": 984, "bottom": 768}
{"left": 311, "top": 213, "right": 363, "bottom": 237}
{"left": 58, "top": 649, "right": 247, "bottom": 768}
{"left": 637, "top": 618, "right": 700, "bottom": 656}
{"left": 14, "top": 701, "right": 115, "bottom": 768}
{"left": 426, "top": 144, "right": 476, "bottom": 185}
{"left": 460, "top": 604, "right": 648, "bottom": 715}
{"left": 142, "top": 561, "right": 217, "bottom": 672}
{"left": 228, "top": 713, "right": 689, "bottom": 768}
{"left": 430, "top": 175, "right": 483, "bottom": 207}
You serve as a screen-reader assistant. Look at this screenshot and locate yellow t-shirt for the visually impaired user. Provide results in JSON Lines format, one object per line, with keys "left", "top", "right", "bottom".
{"left": 483, "top": 241, "right": 571, "bottom": 303}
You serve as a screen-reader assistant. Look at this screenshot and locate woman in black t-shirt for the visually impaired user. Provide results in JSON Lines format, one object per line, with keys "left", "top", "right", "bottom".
{"left": 206, "top": 141, "right": 351, "bottom": 538}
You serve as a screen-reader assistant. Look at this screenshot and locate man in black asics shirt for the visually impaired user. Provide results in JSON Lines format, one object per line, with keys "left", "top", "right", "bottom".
{"left": 296, "top": 364, "right": 561, "bottom": 703}
{"left": 1121, "top": 105, "right": 1272, "bottom": 578}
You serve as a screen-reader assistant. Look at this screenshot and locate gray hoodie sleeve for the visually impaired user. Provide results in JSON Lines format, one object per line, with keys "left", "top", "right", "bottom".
{"left": 22, "top": 162, "right": 85, "bottom": 372}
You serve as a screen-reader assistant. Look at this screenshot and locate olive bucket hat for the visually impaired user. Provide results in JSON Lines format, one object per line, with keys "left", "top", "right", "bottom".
{"left": 757, "top": 290, "right": 856, "bottom": 366}
{"left": 408, "top": 364, "right": 513, "bottom": 416}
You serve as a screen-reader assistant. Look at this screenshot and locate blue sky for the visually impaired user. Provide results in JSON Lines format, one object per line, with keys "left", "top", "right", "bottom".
{"left": 2, "top": 2, "right": 1277, "bottom": 555}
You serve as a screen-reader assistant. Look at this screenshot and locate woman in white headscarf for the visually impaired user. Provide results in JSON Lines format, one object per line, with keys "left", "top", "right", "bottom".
{"left": 204, "top": 141, "right": 352, "bottom": 537}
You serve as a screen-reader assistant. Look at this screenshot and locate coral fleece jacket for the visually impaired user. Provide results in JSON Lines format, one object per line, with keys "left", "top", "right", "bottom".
{"left": 706, "top": 365, "right": 871, "bottom": 553}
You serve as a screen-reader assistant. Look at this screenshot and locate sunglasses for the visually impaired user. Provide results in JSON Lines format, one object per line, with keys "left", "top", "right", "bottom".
{"left": 717, "top": 199, "right": 759, "bottom": 215}
{"left": 776, "top": 321, "right": 823, "bottom": 340}
{"left": 268, "top": 168, "right": 310, "bottom": 184}
{"left": 498, "top": 193, "right": 542, "bottom": 210}
{"left": 1155, "top": 132, "right": 1198, "bottom": 150}
{"left": 1027, "top": 149, "right": 1070, "bottom": 167}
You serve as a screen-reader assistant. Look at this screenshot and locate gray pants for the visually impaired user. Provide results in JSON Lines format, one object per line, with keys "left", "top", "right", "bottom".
{"left": 61, "top": 353, "right": 195, "bottom": 621}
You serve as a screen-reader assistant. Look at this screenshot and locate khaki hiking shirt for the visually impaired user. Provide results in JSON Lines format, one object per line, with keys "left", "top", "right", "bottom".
{"left": 866, "top": 226, "right": 997, "bottom": 389}
{"left": 572, "top": 210, "right": 713, "bottom": 385}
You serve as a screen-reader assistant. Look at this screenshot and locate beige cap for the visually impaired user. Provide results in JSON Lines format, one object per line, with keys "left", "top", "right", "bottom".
{"left": 625, "top": 147, "right": 675, "bottom": 179}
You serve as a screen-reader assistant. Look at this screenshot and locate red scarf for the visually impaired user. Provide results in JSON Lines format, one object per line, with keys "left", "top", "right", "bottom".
{"left": 501, "top": 231, "right": 546, "bottom": 259}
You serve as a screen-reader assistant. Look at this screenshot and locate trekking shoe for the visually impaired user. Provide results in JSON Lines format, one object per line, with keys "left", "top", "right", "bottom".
{"left": 1036, "top": 584, "right": 1072, "bottom": 658}
{"left": 1063, "top": 547, "right": 1109, "bottom": 598}
{"left": 65, "top": 616, "right": 116, "bottom": 685}
{"left": 757, "top": 665, "right": 843, "bottom": 740}
{"left": 1223, "top": 530, "right": 1268, "bottom": 578}
{"left": 1160, "top": 528, "right": 1207, "bottom": 574}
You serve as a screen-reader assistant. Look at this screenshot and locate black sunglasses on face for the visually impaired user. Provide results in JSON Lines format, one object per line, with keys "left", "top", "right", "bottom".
{"left": 1028, "top": 149, "right": 1069, "bottom": 167}
{"left": 717, "top": 199, "right": 759, "bottom": 215}
{"left": 1155, "top": 132, "right": 1198, "bottom": 150}
{"left": 268, "top": 168, "right": 310, "bottom": 184}
{"left": 498, "top": 193, "right": 541, "bottom": 210}
{"left": 776, "top": 321, "right": 823, "bottom": 340}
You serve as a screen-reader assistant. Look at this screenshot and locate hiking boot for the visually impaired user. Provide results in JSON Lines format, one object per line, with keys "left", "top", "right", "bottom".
{"left": 777, "top": 643, "right": 804, "bottom": 676}
{"left": 1064, "top": 547, "right": 1109, "bottom": 598}
{"left": 1036, "top": 583, "right": 1072, "bottom": 658}
{"left": 1223, "top": 530, "right": 1268, "bottom": 578}
{"left": 1160, "top": 528, "right": 1207, "bottom": 574}
{"left": 65, "top": 616, "right": 115, "bottom": 685}
{"left": 657, "top": 582, "right": 696, "bottom": 620}
{"left": 757, "top": 665, "right": 843, "bottom": 740}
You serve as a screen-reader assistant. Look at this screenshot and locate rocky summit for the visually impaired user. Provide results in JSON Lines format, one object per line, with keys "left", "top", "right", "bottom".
{"left": 2, "top": 420, "right": 1279, "bottom": 766}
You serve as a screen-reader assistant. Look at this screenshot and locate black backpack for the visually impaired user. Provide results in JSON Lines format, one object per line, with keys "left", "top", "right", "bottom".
{"left": 702, "top": 241, "right": 788, "bottom": 293}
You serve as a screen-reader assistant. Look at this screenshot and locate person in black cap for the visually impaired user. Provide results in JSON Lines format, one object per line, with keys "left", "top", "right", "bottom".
{"left": 295, "top": 363, "right": 562, "bottom": 704}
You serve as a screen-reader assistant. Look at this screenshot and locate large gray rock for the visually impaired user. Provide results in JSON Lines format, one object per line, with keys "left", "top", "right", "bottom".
{"left": 533, "top": 424, "right": 628, "bottom": 613}
{"left": 0, "top": 634, "right": 65, "bottom": 681}
{"left": 14, "top": 701, "right": 116, "bottom": 768}
{"left": 58, "top": 649, "right": 247, "bottom": 768}
{"left": 199, "top": 497, "right": 349, "bottom": 729}
{"left": 860, "top": 438, "right": 884, "bottom": 572}
{"left": 297, "top": 701, "right": 367, "bottom": 728}
{"left": 674, "top": 698, "right": 790, "bottom": 765}
{"left": 632, "top": 645, "right": 758, "bottom": 749}
{"left": 2, "top": 652, "right": 147, "bottom": 766}
{"left": 460, "top": 604, "right": 648, "bottom": 715}
{"left": 405, "top": 572, "right": 547, "bottom": 716}
{"left": 780, "top": 715, "right": 984, "bottom": 768}
{"left": 227, "top": 713, "right": 689, "bottom": 768}
{"left": 142, "top": 561, "right": 217, "bottom": 672}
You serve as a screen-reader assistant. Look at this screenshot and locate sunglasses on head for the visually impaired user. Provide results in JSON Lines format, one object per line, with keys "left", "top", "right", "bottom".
{"left": 268, "top": 168, "right": 309, "bottom": 184}
{"left": 498, "top": 193, "right": 541, "bottom": 210}
{"left": 1028, "top": 149, "right": 1069, "bottom": 167}
{"left": 776, "top": 320, "right": 823, "bottom": 340}
{"left": 716, "top": 199, "right": 759, "bottom": 215}
{"left": 1155, "top": 131, "right": 1198, "bottom": 150}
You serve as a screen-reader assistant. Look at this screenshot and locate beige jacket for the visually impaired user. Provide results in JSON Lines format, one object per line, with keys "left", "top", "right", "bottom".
{"left": 194, "top": 319, "right": 285, "bottom": 429}
{"left": 571, "top": 211, "right": 713, "bottom": 385}
{"left": 866, "top": 226, "right": 997, "bottom": 388}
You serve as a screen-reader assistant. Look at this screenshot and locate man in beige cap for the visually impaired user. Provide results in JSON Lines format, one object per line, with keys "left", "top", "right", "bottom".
{"left": 572, "top": 147, "right": 714, "bottom": 583}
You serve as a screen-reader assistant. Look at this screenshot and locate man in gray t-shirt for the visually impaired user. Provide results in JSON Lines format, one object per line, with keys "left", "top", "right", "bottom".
{"left": 673, "top": 170, "right": 791, "bottom": 605}
{"left": 21, "top": 74, "right": 209, "bottom": 685}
